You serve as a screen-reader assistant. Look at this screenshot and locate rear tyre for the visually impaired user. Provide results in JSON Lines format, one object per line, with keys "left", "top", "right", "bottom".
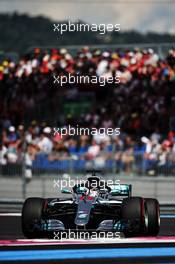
{"left": 121, "top": 197, "right": 145, "bottom": 237}
{"left": 144, "top": 198, "right": 160, "bottom": 236}
{"left": 22, "top": 197, "right": 45, "bottom": 238}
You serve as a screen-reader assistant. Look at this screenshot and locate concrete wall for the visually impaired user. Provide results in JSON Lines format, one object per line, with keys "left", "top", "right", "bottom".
{"left": 0, "top": 175, "right": 175, "bottom": 203}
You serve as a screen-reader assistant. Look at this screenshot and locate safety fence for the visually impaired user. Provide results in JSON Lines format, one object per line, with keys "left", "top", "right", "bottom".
{"left": 1, "top": 152, "right": 175, "bottom": 177}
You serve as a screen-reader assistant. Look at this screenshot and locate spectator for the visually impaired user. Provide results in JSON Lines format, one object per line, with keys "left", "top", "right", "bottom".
{"left": 37, "top": 127, "right": 53, "bottom": 154}
{"left": 0, "top": 47, "right": 175, "bottom": 176}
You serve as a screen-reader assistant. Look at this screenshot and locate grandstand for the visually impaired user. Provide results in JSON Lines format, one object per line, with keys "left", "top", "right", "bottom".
{"left": 0, "top": 46, "right": 175, "bottom": 177}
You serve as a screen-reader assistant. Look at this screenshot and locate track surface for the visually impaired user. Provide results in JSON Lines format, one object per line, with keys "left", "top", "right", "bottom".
{"left": 0, "top": 214, "right": 175, "bottom": 263}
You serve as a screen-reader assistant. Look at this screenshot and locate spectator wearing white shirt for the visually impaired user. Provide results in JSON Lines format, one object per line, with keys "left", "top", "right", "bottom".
{"left": 37, "top": 127, "right": 53, "bottom": 154}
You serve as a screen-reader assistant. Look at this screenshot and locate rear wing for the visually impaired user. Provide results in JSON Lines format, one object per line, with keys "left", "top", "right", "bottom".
{"left": 109, "top": 184, "right": 132, "bottom": 197}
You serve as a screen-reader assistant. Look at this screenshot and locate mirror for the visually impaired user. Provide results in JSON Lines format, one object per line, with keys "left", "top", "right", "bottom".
{"left": 61, "top": 188, "right": 72, "bottom": 194}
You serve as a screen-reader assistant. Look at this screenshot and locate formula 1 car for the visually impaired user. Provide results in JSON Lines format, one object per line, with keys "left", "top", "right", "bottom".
{"left": 21, "top": 171, "right": 160, "bottom": 238}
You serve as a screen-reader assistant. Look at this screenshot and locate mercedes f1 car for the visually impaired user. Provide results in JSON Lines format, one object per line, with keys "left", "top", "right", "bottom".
{"left": 22, "top": 171, "right": 160, "bottom": 238}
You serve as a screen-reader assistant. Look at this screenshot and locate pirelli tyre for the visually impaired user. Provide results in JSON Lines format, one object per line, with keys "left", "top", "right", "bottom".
{"left": 144, "top": 198, "right": 160, "bottom": 236}
{"left": 121, "top": 197, "right": 145, "bottom": 237}
{"left": 21, "top": 197, "right": 45, "bottom": 238}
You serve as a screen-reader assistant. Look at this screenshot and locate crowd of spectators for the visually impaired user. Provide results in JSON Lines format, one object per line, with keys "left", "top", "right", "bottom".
{"left": 0, "top": 46, "right": 175, "bottom": 176}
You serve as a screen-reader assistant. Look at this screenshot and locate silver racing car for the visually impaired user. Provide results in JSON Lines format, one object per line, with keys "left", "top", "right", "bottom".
{"left": 22, "top": 171, "right": 160, "bottom": 238}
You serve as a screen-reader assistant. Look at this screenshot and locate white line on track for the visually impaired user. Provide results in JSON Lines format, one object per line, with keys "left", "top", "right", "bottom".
{"left": 1, "top": 237, "right": 175, "bottom": 247}
{"left": 0, "top": 213, "right": 21, "bottom": 216}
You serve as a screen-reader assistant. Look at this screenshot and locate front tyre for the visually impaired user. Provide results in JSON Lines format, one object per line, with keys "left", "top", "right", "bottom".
{"left": 21, "top": 197, "right": 45, "bottom": 238}
{"left": 121, "top": 197, "right": 145, "bottom": 237}
{"left": 144, "top": 198, "right": 160, "bottom": 236}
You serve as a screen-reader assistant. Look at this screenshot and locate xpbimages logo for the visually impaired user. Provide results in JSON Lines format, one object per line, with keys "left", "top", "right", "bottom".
{"left": 53, "top": 73, "right": 120, "bottom": 87}
{"left": 53, "top": 230, "right": 120, "bottom": 240}
{"left": 53, "top": 177, "right": 120, "bottom": 190}
{"left": 53, "top": 21, "right": 120, "bottom": 35}
{"left": 53, "top": 125, "right": 120, "bottom": 139}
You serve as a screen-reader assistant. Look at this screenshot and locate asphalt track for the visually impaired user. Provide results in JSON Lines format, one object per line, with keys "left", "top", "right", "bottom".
{"left": 0, "top": 213, "right": 175, "bottom": 263}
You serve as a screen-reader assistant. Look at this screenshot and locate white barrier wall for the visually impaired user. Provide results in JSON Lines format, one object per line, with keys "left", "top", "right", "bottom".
{"left": 0, "top": 175, "right": 175, "bottom": 203}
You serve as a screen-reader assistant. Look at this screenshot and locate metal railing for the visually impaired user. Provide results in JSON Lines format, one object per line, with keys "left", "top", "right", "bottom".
{"left": 27, "top": 42, "right": 175, "bottom": 58}
{"left": 1, "top": 151, "right": 175, "bottom": 177}
{"left": 1, "top": 151, "right": 175, "bottom": 200}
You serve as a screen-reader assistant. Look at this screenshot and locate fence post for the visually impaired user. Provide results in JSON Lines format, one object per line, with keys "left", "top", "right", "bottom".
{"left": 22, "top": 137, "right": 27, "bottom": 200}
